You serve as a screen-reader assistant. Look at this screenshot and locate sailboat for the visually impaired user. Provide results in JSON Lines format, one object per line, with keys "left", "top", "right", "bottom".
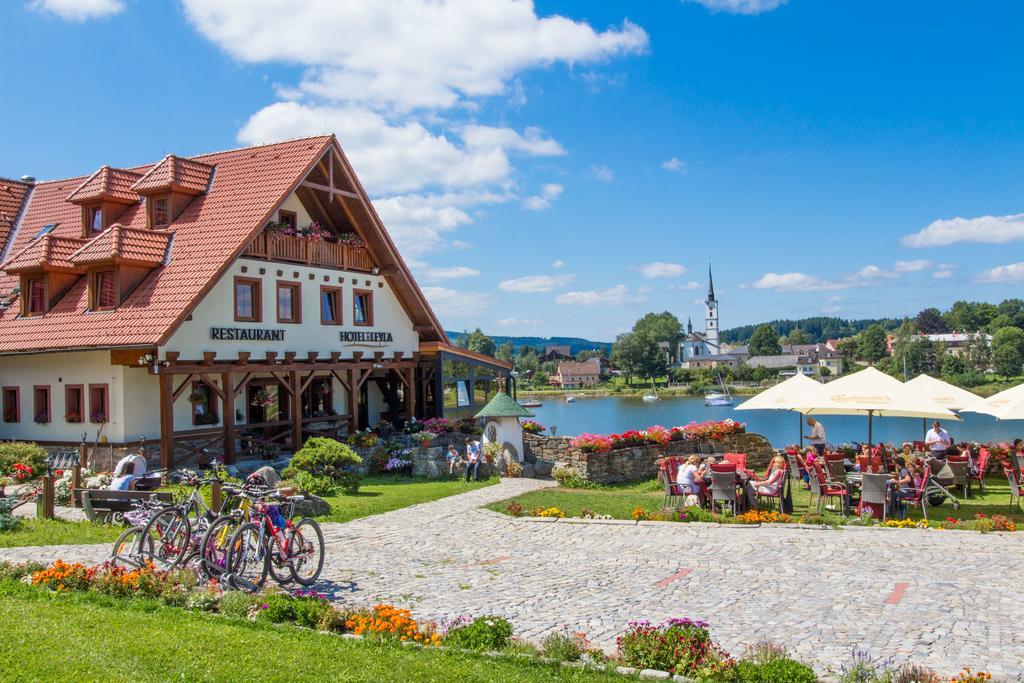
{"left": 642, "top": 379, "right": 659, "bottom": 402}
{"left": 704, "top": 372, "right": 733, "bottom": 407}
{"left": 564, "top": 393, "right": 576, "bottom": 403}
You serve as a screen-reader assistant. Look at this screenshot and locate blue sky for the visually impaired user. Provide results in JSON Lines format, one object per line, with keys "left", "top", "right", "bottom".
{"left": 3, "top": 0, "right": 1023, "bottom": 341}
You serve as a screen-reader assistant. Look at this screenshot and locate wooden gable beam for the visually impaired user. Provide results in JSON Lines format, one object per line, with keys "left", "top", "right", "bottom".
{"left": 198, "top": 374, "right": 225, "bottom": 402}
{"left": 172, "top": 374, "right": 196, "bottom": 401}
{"left": 301, "top": 180, "right": 358, "bottom": 199}
{"left": 233, "top": 372, "right": 254, "bottom": 398}
{"left": 270, "top": 371, "right": 293, "bottom": 395}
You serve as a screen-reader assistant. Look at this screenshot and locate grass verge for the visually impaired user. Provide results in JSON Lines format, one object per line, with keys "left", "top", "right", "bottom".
{"left": 317, "top": 475, "right": 498, "bottom": 523}
{"left": 0, "top": 583, "right": 618, "bottom": 682}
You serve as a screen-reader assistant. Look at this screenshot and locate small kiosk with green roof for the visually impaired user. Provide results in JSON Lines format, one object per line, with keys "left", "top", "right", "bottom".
{"left": 474, "top": 391, "right": 533, "bottom": 466}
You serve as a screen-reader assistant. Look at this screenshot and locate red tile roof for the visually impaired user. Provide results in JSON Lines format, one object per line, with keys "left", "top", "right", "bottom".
{"left": 66, "top": 166, "right": 143, "bottom": 205}
{"left": 0, "top": 136, "right": 333, "bottom": 352}
{"left": 0, "top": 178, "right": 32, "bottom": 257}
{"left": 1, "top": 233, "right": 88, "bottom": 273}
{"left": 69, "top": 224, "right": 170, "bottom": 267}
{"left": 132, "top": 155, "right": 214, "bottom": 195}
{"left": 0, "top": 134, "right": 448, "bottom": 353}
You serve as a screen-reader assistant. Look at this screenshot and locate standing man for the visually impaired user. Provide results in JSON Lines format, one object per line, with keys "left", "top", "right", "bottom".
{"left": 925, "top": 421, "right": 952, "bottom": 460}
{"left": 805, "top": 417, "right": 827, "bottom": 457}
{"left": 464, "top": 436, "right": 482, "bottom": 482}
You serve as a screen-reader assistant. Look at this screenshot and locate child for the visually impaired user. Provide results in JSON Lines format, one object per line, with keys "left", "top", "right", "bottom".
{"left": 696, "top": 456, "right": 715, "bottom": 482}
{"left": 446, "top": 444, "right": 461, "bottom": 475}
{"left": 910, "top": 463, "right": 924, "bottom": 490}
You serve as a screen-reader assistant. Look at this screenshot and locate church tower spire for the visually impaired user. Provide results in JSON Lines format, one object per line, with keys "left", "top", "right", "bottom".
{"left": 704, "top": 262, "right": 719, "bottom": 352}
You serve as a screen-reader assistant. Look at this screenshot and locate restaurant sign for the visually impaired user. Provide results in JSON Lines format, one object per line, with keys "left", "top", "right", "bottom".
{"left": 211, "top": 327, "right": 286, "bottom": 341}
{"left": 340, "top": 331, "right": 394, "bottom": 343}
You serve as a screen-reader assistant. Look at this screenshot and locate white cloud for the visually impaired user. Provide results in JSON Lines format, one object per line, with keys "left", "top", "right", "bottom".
{"left": 684, "top": 0, "right": 787, "bottom": 15}
{"left": 660, "top": 157, "right": 688, "bottom": 173}
{"left": 590, "top": 164, "right": 614, "bottom": 182}
{"left": 422, "top": 266, "right": 481, "bottom": 280}
{"left": 671, "top": 281, "right": 702, "bottom": 291}
{"left": 821, "top": 305, "right": 843, "bottom": 314}
{"left": 373, "top": 189, "right": 509, "bottom": 257}
{"left": 893, "top": 259, "right": 932, "bottom": 273}
{"left": 637, "top": 285, "right": 654, "bottom": 294}
{"left": 751, "top": 272, "right": 844, "bottom": 292}
{"left": 239, "top": 103, "right": 562, "bottom": 194}
{"left": 640, "top": 262, "right": 686, "bottom": 279}
{"left": 497, "top": 317, "right": 541, "bottom": 327}
{"left": 752, "top": 264, "right": 901, "bottom": 292}
{"left": 901, "top": 213, "right": 1024, "bottom": 248}
{"left": 27, "top": 0, "right": 123, "bottom": 21}
{"left": 556, "top": 284, "right": 638, "bottom": 306}
{"left": 551, "top": 259, "right": 565, "bottom": 269}
{"left": 933, "top": 270, "right": 953, "bottom": 279}
{"left": 499, "top": 274, "right": 575, "bottom": 293}
{"left": 521, "top": 183, "right": 564, "bottom": 211}
{"left": 422, "top": 286, "right": 491, "bottom": 319}
{"left": 183, "top": 0, "right": 648, "bottom": 112}
{"left": 975, "top": 262, "right": 1024, "bottom": 283}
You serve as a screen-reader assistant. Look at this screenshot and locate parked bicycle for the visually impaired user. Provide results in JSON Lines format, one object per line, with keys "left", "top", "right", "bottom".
{"left": 137, "top": 464, "right": 227, "bottom": 570}
{"left": 223, "top": 489, "right": 324, "bottom": 591}
{"left": 108, "top": 497, "right": 165, "bottom": 568}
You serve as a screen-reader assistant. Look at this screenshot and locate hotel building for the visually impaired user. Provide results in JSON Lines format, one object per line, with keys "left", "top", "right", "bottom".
{"left": 0, "top": 135, "right": 509, "bottom": 467}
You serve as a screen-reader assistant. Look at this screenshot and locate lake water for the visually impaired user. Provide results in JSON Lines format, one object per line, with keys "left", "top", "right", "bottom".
{"left": 523, "top": 395, "right": 1021, "bottom": 448}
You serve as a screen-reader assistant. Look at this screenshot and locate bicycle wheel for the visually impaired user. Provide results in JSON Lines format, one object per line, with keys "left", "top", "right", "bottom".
{"left": 225, "top": 522, "right": 268, "bottom": 592}
{"left": 140, "top": 507, "right": 191, "bottom": 570}
{"left": 199, "top": 514, "right": 242, "bottom": 580}
{"left": 109, "top": 526, "right": 153, "bottom": 569}
{"left": 287, "top": 518, "right": 325, "bottom": 586}
{"left": 268, "top": 542, "right": 295, "bottom": 586}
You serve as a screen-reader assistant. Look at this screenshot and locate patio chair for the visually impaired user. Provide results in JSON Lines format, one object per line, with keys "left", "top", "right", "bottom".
{"left": 710, "top": 468, "right": 738, "bottom": 515}
{"left": 1005, "top": 467, "right": 1022, "bottom": 510}
{"left": 809, "top": 460, "right": 848, "bottom": 515}
{"left": 752, "top": 466, "right": 788, "bottom": 514}
{"left": 967, "top": 448, "right": 990, "bottom": 495}
{"left": 825, "top": 456, "right": 847, "bottom": 483}
{"left": 659, "top": 457, "right": 686, "bottom": 509}
{"left": 1014, "top": 452, "right": 1024, "bottom": 483}
{"left": 913, "top": 440, "right": 926, "bottom": 453}
{"left": 899, "top": 464, "right": 930, "bottom": 520}
{"left": 723, "top": 452, "right": 746, "bottom": 469}
{"left": 786, "top": 453, "right": 807, "bottom": 489}
{"left": 858, "top": 473, "right": 890, "bottom": 522}
{"left": 945, "top": 456, "right": 969, "bottom": 498}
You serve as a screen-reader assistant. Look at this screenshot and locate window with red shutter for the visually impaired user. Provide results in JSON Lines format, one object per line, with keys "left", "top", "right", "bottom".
{"left": 26, "top": 278, "right": 46, "bottom": 315}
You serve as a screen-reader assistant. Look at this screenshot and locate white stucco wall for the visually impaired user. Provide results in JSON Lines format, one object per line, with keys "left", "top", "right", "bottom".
{"left": 0, "top": 350, "right": 126, "bottom": 444}
{"left": 163, "top": 261, "right": 419, "bottom": 361}
{"left": 482, "top": 416, "right": 524, "bottom": 463}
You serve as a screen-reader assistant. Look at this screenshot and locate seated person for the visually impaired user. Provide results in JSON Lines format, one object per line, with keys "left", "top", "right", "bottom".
{"left": 890, "top": 456, "right": 915, "bottom": 517}
{"left": 696, "top": 456, "right": 715, "bottom": 482}
{"left": 745, "top": 455, "right": 786, "bottom": 508}
{"left": 446, "top": 445, "right": 462, "bottom": 475}
{"left": 676, "top": 455, "right": 707, "bottom": 503}
{"left": 109, "top": 459, "right": 137, "bottom": 491}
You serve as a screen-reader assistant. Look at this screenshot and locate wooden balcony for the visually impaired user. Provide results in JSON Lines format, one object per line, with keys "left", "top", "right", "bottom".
{"left": 242, "top": 231, "right": 373, "bottom": 272}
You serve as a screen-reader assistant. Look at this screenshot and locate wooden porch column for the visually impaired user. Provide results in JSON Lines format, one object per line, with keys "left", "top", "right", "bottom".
{"left": 405, "top": 367, "right": 416, "bottom": 420}
{"left": 159, "top": 371, "right": 174, "bottom": 469}
{"left": 290, "top": 370, "right": 303, "bottom": 450}
{"left": 348, "top": 367, "right": 359, "bottom": 433}
{"left": 221, "top": 372, "right": 236, "bottom": 464}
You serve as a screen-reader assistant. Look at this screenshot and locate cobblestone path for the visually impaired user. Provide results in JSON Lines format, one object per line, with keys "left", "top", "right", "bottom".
{"left": 3, "top": 478, "right": 1021, "bottom": 678}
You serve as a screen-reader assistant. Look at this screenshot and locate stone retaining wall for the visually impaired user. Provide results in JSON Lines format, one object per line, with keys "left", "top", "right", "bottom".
{"left": 522, "top": 431, "right": 774, "bottom": 484}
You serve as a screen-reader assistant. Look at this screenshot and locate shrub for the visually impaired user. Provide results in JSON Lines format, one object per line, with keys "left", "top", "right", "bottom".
{"left": 0, "top": 498, "right": 22, "bottom": 532}
{"left": 680, "top": 505, "right": 715, "bottom": 523}
{"left": 892, "top": 662, "right": 940, "bottom": 683}
{"left": 444, "top": 615, "right": 513, "bottom": 651}
{"left": 292, "top": 471, "right": 336, "bottom": 498}
{"left": 219, "top": 590, "right": 260, "bottom": 619}
{"left": 335, "top": 472, "right": 361, "bottom": 495}
{"left": 506, "top": 502, "right": 524, "bottom": 517}
{"left": 551, "top": 465, "right": 599, "bottom": 489}
{"left": 733, "top": 658, "right": 816, "bottom": 682}
{"left": 0, "top": 442, "right": 47, "bottom": 478}
{"left": 616, "top": 618, "right": 733, "bottom": 677}
{"left": 283, "top": 437, "right": 362, "bottom": 481}
{"left": 504, "top": 637, "right": 541, "bottom": 657}
{"left": 254, "top": 592, "right": 333, "bottom": 628}
{"left": 0, "top": 561, "right": 44, "bottom": 582}
{"left": 540, "top": 630, "right": 587, "bottom": 661}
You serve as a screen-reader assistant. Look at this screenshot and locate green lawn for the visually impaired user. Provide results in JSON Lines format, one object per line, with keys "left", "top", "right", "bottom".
{"left": 488, "top": 475, "right": 1024, "bottom": 527}
{"left": 0, "top": 518, "right": 123, "bottom": 549}
{"left": 0, "top": 585, "right": 618, "bottom": 682}
{"left": 316, "top": 475, "right": 497, "bottom": 523}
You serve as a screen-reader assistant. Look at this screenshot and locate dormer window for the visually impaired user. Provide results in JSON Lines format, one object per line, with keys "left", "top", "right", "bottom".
{"left": 152, "top": 196, "right": 170, "bottom": 228}
{"left": 91, "top": 269, "right": 118, "bottom": 310}
{"left": 88, "top": 206, "right": 103, "bottom": 234}
{"left": 24, "top": 278, "right": 46, "bottom": 316}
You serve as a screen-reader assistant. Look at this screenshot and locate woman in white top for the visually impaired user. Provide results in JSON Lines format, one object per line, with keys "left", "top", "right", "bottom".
{"left": 676, "top": 455, "right": 706, "bottom": 503}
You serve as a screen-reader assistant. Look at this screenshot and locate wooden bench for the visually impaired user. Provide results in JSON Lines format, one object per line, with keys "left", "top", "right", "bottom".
{"left": 73, "top": 489, "right": 174, "bottom": 523}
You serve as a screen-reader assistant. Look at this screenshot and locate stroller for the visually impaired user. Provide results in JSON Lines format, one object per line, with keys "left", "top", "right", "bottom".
{"left": 901, "top": 460, "right": 961, "bottom": 520}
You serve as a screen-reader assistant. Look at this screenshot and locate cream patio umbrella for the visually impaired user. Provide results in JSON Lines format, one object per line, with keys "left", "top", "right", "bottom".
{"left": 788, "top": 367, "right": 959, "bottom": 444}
{"left": 735, "top": 374, "right": 822, "bottom": 446}
{"left": 905, "top": 374, "right": 982, "bottom": 440}
{"left": 961, "top": 382, "right": 1024, "bottom": 421}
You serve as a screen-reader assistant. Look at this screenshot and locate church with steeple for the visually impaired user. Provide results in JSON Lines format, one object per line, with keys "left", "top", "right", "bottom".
{"left": 678, "top": 264, "right": 725, "bottom": 363}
